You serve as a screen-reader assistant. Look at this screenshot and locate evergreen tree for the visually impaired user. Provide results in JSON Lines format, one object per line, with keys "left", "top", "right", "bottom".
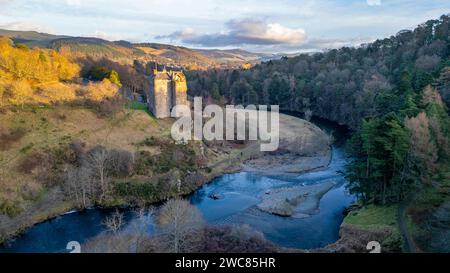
{"left": 211, "top": 83, "right": 221, "bottom": 101}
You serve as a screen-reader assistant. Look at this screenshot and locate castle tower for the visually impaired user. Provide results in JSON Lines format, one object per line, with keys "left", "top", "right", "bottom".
{"left": 148, "top": 69, "right": 172, "bottom": 118}
{"left": 147, "top": 68, "right": 188, "bottom": 118}
{"left": 171, "top": 71, "right": 188, "bottom": 107}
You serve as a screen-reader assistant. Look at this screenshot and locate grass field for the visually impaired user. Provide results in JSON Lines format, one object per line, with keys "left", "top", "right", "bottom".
{"left": 345, "top": 205, "right": 398, "bottom": 228}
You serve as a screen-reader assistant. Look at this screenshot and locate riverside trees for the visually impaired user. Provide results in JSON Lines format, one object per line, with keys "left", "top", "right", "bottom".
{"left": 155, "top": 199, "right": 204, "bottom": 253}
{"left": 346, "top": 85, "right": 449, "bottom": 205}
{"left": 63, "top": 145, "right": 134, "bottom": 208}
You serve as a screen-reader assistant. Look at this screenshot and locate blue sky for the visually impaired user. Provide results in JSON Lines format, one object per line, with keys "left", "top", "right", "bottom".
{"left": 0, "top": 0, "right": 449, "bottom": 53}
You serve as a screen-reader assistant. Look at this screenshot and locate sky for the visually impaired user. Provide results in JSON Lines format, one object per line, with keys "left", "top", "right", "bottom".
{"left": 0, "top": 0, "right": 449, "bottom": 53}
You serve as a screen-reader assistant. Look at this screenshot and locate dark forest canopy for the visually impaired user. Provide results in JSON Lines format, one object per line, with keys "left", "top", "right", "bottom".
{"left": 186, "top": 15, "right": 450, "bottom": 206}
{"left": 186, "top": 14, "right": 450, "bottom": 130}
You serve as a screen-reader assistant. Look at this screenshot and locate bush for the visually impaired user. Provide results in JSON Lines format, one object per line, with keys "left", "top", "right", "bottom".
{"left": 137, "top": 136, "right": 158, "bottom": 147}
{"left": 108, "top": 149, "right": 134, "bottom": 177}
{"left": 34, "top": 83, "right": 77, "bottom": 104}
{"left": 85, "top": 66, "right": 122, "bottom": 87}
{"left": 0, "top": 127, "right": 26, "bottom": 150}
{"left": 16, "top": 151, "right": 45, "bottom": 174}
{"left": 183, "top": 172, "right": 207, "bottom": 191}
{"left": 196, "top": 225, "right": 276, "bottom": 253}
{"left": 114, "top": 175, "right": 181, "bottom": 203}
{"left": 19, "top": 182, "right": 42, "bottom": 201}
{"left": 85, "top": 66, "right": 110, "bottom": 81}
{"left": 0, "top": 198, "right": 21, "bottom": 217}
{"left": 114, "top": 181, "right": 158, "bottom": 202}
{"left": 89, "top": 94, "right": 125, "bottom": 117}
{"left": 134, "top": 143, "right": 198, "bottom": 175}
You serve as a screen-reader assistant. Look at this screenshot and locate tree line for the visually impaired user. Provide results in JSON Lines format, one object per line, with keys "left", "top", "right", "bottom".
{"left": 186, "top": 15, "right": 449, "bottom": 128}
{"left": 186, "top": 15, "right": 450, "bottom": 205}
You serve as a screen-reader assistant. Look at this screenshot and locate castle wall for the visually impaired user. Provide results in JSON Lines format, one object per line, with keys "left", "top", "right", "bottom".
{"left": 148, "top": 70, "right": 188, "bottom": 119}
{"left": 149, "top": 78, "right": 171, "bottom": 118}
{"left": 172, "top": 73, "right": 188, "bottom": 107}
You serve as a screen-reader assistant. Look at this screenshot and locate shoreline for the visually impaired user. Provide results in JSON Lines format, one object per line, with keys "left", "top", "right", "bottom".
{"left": 0, "top": 150, "right": 330, "bottom": 246}
{"left": 0, "top": 113, "right": 334, "bottom": 249}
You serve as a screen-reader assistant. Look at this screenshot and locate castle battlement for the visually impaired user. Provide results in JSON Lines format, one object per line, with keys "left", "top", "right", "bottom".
{"left": 147, "top": 69, "right": 188, "bottom": 118}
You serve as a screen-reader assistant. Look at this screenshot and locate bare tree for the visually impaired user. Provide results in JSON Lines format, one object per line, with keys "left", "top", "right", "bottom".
{"left": 155, "top": 199, "right": 204, "bottom": 253}
{"left": 103, "top": 209, "right": 124, "bottom": 234}
{"left": 304, "top": 109, "right": 313, "bottom": 122}
{"left": 64, "top": 165, "right": 92, "bottom": 208}
{"left": 87, "top": 146, "right": 111, "bottom": 202}
{"left": 130, "top": 206, "right": 154, "bottom": 252}
{"left": 302, "top": 98, "right": 313, "bottom": 121}
{"left": 85, "top": 208, "right": 150, "bottom": 253}
{"left": 415, "top": 54, "right": 441, "bottom": 72}
{"left": 108, "top": 149, "right": 135, "bottom": 177}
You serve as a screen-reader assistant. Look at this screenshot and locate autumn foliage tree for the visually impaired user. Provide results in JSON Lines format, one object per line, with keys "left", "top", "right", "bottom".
{"left": 347, "top": 84, "right": 449, "bottom": 205}
{"left": 7, "top": 80, "right": 33, "bottom": 108}
{"left": 0, "top": 37, "right": 79, "bottom": 83}
{"left": 405, "top": 112, "right": 438, "bottom": 185}
{"left": 0, "top": 37, "right": 122, "bottom": 108}
{"left": 0, "top": 36, "right": 85, "bottom": 107}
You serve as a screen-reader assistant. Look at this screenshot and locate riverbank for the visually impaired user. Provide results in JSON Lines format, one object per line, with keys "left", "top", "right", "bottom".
{"left": 242, "top": 113, "right": 331, "bottom": 177}
{"left": 316, "top": 205, "right": 403, "bottom": 253}
{"left": 0, "top": 107, "right": 331, "bottom": 247}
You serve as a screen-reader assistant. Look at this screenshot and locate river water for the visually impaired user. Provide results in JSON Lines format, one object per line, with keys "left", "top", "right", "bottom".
{"left": 0, "top": 117, "right": 354, "bottom": 253}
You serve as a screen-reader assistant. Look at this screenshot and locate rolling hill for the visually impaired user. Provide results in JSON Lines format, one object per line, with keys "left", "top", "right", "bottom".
{"left": 0, "top": 29, "right": 287, "bottom": 69}
{"left": 0, "top": 29, "right": 68, "bottom": 47}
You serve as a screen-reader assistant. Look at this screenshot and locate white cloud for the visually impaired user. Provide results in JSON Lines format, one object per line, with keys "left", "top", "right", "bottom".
{"left": 228, "top": 20, "right": 306, "bottom": 44}
{"left": 157, "top": 19, "right": 306, "bottom": 47}
{"left": 88, "top": 30, "right": 123, "bottom": 41}
{"left": 156, "top": 28, "right": 196, "bottom": 40}
{"left": 66, "top": 0, "right": 82, "bottom": 6}
{"left": 367, "top": 0, "right": 381, "bottom": 6}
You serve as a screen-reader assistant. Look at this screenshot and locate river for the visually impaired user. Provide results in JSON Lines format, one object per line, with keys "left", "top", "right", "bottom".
{"left": 0, "top": 116, "right": 354, "bottom": 253}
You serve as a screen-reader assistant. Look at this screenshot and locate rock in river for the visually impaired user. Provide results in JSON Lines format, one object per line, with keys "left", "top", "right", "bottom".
{"left": 208, "top": 193, "right": 224, "bottom": 200}
{"left": 257, "top": 181, "right": 335, "bottom": 217}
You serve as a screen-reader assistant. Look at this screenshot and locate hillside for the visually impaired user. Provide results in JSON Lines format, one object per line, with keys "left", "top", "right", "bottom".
{"left": 0, "top": 29, "right": 278, "bottom": 69}
{"left": 0, "top": 29, "right": 68, "bottom": 47}
{"left": 0, "top": 102, "right": 331, "bottom": 243}
{"left": 187, "top": 15, "right": 450, "bottom": 252}
{"left": 134, "top": 42, "right": 218, "bottom": 68}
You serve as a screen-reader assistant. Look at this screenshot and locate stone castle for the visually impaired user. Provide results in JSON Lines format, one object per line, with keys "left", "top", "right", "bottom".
{"left": 147, "top": 68, "right": 188, "bottom": 118}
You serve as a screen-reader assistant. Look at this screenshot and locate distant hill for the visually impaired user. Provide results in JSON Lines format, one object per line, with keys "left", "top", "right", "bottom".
{"left": 194, "top": 48, "right": 268, "bottom": 63}
{"left": 49, "top": 37, "right": 143, "bottom": 62}
{"left": 0, "top": 29, "right": 286, "bottom": 69}
{"left": 134, "top": 42, "right": 218, "bottom": 68}
{"left": 0, "top": 29, "right": 68, "bottom": 47}
{"left": 193, "top": 48, "right": 299, "bottom": 65}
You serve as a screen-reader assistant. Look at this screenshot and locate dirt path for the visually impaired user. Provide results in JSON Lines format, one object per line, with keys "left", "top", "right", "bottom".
{"left": 397, "top": 201, "right": 417, "bottom": 253}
